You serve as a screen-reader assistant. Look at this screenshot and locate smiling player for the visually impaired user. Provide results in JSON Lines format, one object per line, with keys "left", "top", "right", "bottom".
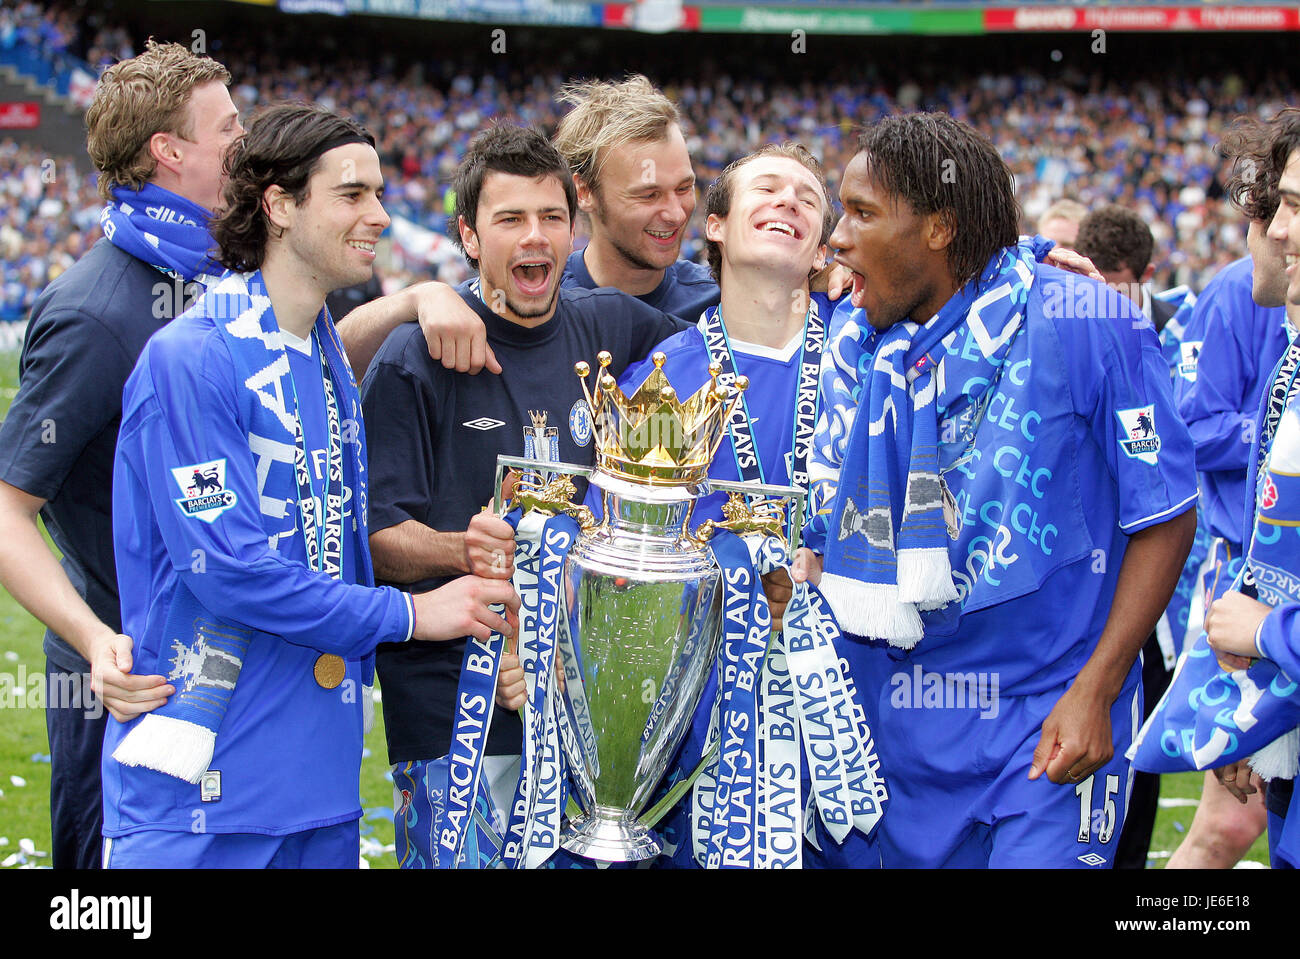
{"left": 614, "top": 142, "right": 863, "bottom": 866}
{"left": 104, "top": 104, "right": 518, "bottom": 869}
{"left": 358, "top": 124, "right": 685, "bottom": 868}
{"left": 794, "top": 113, "right": 1198, "bottom": 869}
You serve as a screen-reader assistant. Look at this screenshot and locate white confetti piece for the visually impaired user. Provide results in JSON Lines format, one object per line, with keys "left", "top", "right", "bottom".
{"left": 9, "top": 776, "right": 25, "bottom": 788}
{"left": 0, "top": 853, "right": 21, "bottom": 868}
{"left": 3, "top": 651, "right": 17, "bottom": 662}
{"left": 19, "top": 838, "right": 34, "bottom": 855}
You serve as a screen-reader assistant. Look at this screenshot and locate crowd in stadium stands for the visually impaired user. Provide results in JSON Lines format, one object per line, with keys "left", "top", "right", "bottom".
{"left": 1, "top": 0, "right": 1295, "bottom": 324}
{"left": 0, "top": 141, "right": 99, "bottom": 323}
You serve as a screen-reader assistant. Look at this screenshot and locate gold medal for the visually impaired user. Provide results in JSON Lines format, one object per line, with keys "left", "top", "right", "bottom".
{"left": 314, "top": 654, "right": 346, "bottom": 689}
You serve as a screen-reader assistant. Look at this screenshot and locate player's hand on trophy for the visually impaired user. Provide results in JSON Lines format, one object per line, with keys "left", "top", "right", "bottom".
{"left": 413, "top": 281, "right": 502, "bottom": 374}
{"left": 493, "top": 635, "right": 565, "bottom": 710}
{"left": 761, "top": 567, "right": 793, "bottom": 632}
{"left": 412, "top": 575, "right": 519, "bottom": 642}
{"left": 788, "top": 548, "right": 823, "bottom": 587}
{"left": 464, "top": 510, "right": 516, "bottom": 578}
{"left": 496, "top": 636, "right": 527, "bottom": 710}
{"left": 89, "top": 630, "right": 174, "bottom": 723}
{"left": 1212, "top": 757, "right": 1259, "bottom": 805}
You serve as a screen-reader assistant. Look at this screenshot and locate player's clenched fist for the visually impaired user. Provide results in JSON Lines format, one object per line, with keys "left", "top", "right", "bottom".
{"left": 464, "top": 510, "right": 516, "bottom": 579}
{"left": 412, "top": 575, "right": 520, "bottom": 642}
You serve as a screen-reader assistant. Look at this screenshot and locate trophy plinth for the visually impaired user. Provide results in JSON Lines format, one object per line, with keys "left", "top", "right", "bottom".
{"left": 561, "top": 805, "right": 662, "bottom": 861}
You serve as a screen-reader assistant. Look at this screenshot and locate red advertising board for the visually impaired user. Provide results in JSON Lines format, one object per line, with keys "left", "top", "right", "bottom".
{"left": 0, "top": 102, "right": 40, "bottom": 129}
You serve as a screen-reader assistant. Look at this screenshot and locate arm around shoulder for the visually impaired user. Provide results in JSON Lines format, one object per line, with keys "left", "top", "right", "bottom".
{"left": 336, "top": 280, "right": 499, "bottom": 376}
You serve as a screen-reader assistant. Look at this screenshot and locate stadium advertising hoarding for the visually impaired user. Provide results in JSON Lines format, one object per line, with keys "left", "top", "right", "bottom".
{"left": 0, "top": 102, "right": 40, "bottom": 129}
{"left": 334, "top": 0, "right": 603, "bottom": 26}
{"left": 982, "top": 5, "right": 1299, "bottom": 32}
{"left": 693, "top": 5, "right": 981, "bottom": 34}
{"left": 260, "top": 1, "right": 1300, "bottom": 34}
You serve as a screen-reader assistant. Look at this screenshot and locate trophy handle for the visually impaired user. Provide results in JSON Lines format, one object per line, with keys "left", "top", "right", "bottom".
{"left": 690, "top": 481, "right": 806, "bottom": 551}
{"left": 493, "top": 454, "right": 594, "bottom": 519}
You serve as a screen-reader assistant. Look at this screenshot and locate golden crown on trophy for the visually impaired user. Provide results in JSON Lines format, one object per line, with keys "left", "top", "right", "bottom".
{"left": 575, "top": 351, "right": 747, "bottom": 486}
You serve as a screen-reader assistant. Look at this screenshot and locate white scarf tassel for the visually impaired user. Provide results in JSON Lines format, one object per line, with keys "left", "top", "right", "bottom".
{"left": 818, "top": 575, "right": 923, "bottom": 648}
{"left": 112, "top": 714, "right": 214, "bottom": 784}
{"left": 1249, "top": 728, "right": 1300, "bottom": 781}
{"left": 896, "top": 546, "right": 959, "bottom": 606}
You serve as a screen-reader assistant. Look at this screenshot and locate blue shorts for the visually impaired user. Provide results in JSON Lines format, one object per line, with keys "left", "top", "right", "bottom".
{"left": 850, "top": 643, "right": 1141, "bottom": 868}
{"left": 103, "top": 820, "right": 359, "bottom": 868}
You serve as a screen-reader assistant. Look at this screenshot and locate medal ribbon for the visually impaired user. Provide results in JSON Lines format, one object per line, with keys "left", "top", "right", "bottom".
{"left": 701, "top": 301, "right": 824, "bottom": 517}
{"left": 287, "top": 331, "right": 344, "bottom": 580}
{"left": 1256, "top": 339, "right": 1300, "bottom": 495}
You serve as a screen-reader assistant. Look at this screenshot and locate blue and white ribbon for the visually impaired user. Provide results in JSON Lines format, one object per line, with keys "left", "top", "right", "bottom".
{"left": 438, "top": 628, "right": 505, "bottom": 868}
{"left": 704, "top": 530, "right": 768, "bottom": 868}
{"left": 500, "top": 513, "right": 577, "bottom": 868}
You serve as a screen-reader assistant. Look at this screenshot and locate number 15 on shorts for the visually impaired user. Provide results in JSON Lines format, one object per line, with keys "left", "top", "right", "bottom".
{"left": 1076, "top": 774, "right": 1120, "bottom": 843}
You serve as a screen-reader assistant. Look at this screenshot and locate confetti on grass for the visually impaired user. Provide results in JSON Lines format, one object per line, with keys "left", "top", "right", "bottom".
{"left": 9, "top": 776, "right": 25, "bottom": 787}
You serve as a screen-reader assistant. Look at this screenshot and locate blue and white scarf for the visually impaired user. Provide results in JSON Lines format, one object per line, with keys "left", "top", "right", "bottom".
{"left": 100, "top": 183, "right": 224, "bottom": 286}
{"left": 1131, "top": 344, "right": 1300, "bottom": 779}
{"left": 818, "top": 239, "right": 1040, "bottom": 646}
{"left": 112, "top": 271, "right": 376, "bottom": 782}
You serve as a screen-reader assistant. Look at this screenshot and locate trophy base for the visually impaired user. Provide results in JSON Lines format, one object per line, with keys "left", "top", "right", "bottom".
{"left": 561, "top": 806, "right": 662, "bottom": 863}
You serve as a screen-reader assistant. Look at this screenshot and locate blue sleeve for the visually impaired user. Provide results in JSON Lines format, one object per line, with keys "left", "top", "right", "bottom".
{"left": 1257, "top": 603, "right": 1300, "bottom": 684}
{"left": 1175, "top": 275, "right": 1261, "bottom": 473}
{"left": 1064, "top": 283, "right": 1199, "bottom": 533}
{"left": 117, "top": 333, "right": 412, "bottom": 658}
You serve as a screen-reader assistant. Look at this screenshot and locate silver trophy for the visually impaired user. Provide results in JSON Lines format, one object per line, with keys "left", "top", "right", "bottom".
{"left": 501, "top": 351, "right": 796, "bottom": 862}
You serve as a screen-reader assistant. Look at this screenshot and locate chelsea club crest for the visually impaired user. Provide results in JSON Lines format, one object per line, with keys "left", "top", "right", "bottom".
{"left": 569, "top": 398, "right": 593, "bottom": 448}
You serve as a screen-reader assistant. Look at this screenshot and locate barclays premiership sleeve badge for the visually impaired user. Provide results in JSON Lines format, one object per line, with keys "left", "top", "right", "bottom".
{"left": 171, "top": 459, "right": 239, "bottom": 522}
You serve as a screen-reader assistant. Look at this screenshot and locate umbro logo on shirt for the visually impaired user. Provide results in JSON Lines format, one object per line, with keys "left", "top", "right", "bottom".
{"left": 463, "top": 417, "right": 505, "bottom": 431}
